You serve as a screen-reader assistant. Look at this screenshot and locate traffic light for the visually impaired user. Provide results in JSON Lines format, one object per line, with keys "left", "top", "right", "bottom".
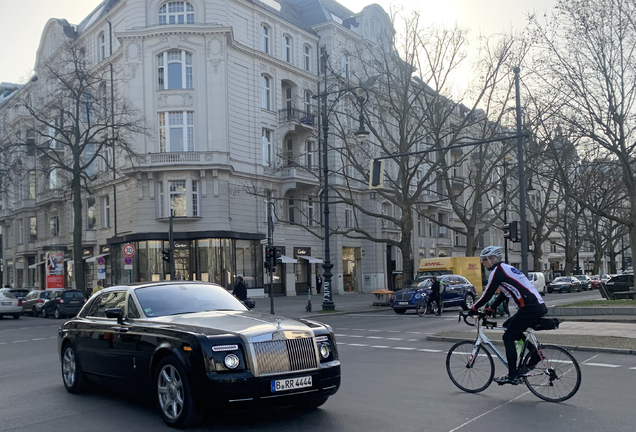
{"left": 503, "top": 223, "right": 511, "bottom": 240}
{"left": 265, "top": 246, "right": 275, "bottom": 261}
{"left": 369, "top": 159, "right": 384, "bottom": 189}
{"left": 275, "top": 247, "right": 282, "bottom": 264}
{"left": 162, "top": 250, "right": 171, "bottom": 263}
{"left": 503, "top": 221, "right": 519, "bottom": 242}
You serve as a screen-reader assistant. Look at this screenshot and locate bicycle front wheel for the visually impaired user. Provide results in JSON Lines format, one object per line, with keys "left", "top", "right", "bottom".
{"left": 416, "top": 299, "right": 428, "bottom": 317}
{"left": 522, "top": 344, "right": 581, "bottom": 402}
{"left": 446, "top": 341, "right": 494, "bottom": 393}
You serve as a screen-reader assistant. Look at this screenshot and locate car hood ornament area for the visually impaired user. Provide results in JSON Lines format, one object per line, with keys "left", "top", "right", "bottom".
{"left": 276, "top": 318, "right": 282, "bottom": 329}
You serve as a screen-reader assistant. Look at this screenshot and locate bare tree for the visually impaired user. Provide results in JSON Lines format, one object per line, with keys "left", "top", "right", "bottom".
{"left": 1, "top": 41, "right": 146, "bottom": 294}
{"left": 528, "top": 0, "right": 636, "bottom": 286}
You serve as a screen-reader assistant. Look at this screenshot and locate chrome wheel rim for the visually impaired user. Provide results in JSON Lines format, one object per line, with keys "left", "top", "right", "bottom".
{"left": 62, "top": 348, "right": 76, "bottom": 387}
{"left": 157, "top": 365, "right": 184, "bottom": 420}
{"left": 465, "top": 295, "right": 474, "bottom": 308}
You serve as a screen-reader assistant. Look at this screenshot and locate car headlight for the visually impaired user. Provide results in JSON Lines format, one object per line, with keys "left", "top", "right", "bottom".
{"left": 224, "top": 353, "right": 240, "bottom": 369}
{"left": 319, "top": 343, "right": 330, "bottom": 359}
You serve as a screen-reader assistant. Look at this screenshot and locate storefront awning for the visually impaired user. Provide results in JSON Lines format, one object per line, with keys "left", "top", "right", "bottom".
{"left": 297, "top": 255, "right": 324, "bottom": 264}
{"left": 28, "top": 261, "right": 45, "bottom": 269}
{"left": 85, "top": 253, "right": 110, "bottom": 263}
{"left": 278, "top": 255, "right": 298, "bottom": 264}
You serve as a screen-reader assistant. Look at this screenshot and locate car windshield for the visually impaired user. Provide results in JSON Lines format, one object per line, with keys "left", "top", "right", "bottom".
{"left": 553, "top": 277, "right": 570, "bottom": 283}
{"left": 575, "top": 276, "right": 586, "bottom": 280}
{"left": 41, "top": 292, "right": 52, "bottom": 298}
{"left": 0, "top": 292, "right": 16, "bottom": 299}
{"left": 408, "top": 278, "right": 432, "bottom": 289}
{"left": 135, "top": 284, "right": 248, "bottom": 317}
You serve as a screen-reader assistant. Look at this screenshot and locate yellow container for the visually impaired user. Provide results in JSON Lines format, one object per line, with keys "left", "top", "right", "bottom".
{"left": 416, "top": 257, "right": 483, "bottom": 295}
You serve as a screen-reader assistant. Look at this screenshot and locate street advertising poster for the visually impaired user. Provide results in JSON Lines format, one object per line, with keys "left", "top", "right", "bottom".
{"left": 46, "top": 250, "right": 65, "bottom": 289}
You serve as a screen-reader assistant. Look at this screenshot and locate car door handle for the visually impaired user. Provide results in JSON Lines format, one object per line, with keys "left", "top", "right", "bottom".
{"left": 113, "top": 327, "right": 129, "bottom": 333}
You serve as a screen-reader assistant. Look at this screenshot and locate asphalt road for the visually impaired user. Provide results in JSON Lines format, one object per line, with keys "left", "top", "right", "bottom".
{"left": 1, "top": 289, "right": 633, "bottom": 432}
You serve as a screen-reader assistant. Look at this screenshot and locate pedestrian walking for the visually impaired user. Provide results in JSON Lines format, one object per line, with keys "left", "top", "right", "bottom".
{"left": 430, "top": 277, "right": 443, "bottom": 316}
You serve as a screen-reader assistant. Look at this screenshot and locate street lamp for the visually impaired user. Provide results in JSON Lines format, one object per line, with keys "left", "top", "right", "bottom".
{"left": 318, "top": 50, "right": 370, "bottom": 311}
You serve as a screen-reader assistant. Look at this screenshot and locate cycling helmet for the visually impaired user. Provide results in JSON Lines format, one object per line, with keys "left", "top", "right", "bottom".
{"left": 480, "top": 246, "right": 503, "bottom": 259}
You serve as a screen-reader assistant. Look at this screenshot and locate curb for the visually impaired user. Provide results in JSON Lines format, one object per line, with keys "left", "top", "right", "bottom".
{"left": 426, "top": 335, "right": 635, "bottom": 356}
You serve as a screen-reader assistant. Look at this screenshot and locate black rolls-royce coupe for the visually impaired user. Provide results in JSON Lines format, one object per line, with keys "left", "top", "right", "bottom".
{"left": 58, "top": 282, "right": 340, "bottom": 428}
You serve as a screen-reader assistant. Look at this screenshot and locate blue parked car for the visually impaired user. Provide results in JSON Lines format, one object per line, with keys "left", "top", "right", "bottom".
{"left": 390, "top": 275, "right": 477, "bottom": 314}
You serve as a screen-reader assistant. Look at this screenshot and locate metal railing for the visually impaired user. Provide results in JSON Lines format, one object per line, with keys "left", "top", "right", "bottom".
{"left": 278, "top": 108, "right": 315, "bottom": 126}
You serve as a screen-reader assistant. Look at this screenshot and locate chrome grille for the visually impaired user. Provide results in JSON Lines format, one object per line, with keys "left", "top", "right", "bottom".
{"left": 253, "top": 337, "right": 318, "bottom": 376}
{"left": 393, "top": 293, "right": 413, "bottom": 301}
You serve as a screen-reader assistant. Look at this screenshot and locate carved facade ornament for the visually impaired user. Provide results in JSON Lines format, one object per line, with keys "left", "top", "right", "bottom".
{"left": 128, "top": 63, "right": 139, "bottom": 79}
{"left": 179, "top": 36, "right": 204, "bottom": 47}
{"left": 146, "top": 37, "right": 169, "bottom": 50}
{"left": 210, "top": 59, "right": 221, "bottom": 74}
{"left": 168, "top": 35, "right": 180, "bottom": 48}
{"left": 158, "top": 92, "right": 194, "bottom": 108}
{"left": 126, "top": 40, "right": 142, "bottom": 62}
{"left": 207, "top": 35, "right": 225, "bottom": 58}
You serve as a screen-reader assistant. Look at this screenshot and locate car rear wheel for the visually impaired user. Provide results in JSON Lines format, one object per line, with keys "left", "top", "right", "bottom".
{"left": 42, "top": 307, "right": 48, "bottom": 318}
{"left": 32, "top": 306, "right": 39, "bottom": 317}
{"left": 461, "top": 293, "right": 475, "bottom": 310}
{"left": 13, "top": 313, "right": 20, "bottom": 319}
{"left": 54, "top": 307, "right": 63, "bottom": 319}
{"left": 393, "top": 308, "right": 406, "bottom": 314}
{"left": 156, "top": 355, "right": 201, "bottom": 428}
{"left": 62, "top": 344, "right": 88, "bottom": 393}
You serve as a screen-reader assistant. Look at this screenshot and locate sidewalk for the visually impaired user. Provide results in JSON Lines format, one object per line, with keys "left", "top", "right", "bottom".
{"left": 250, "top": 292, "right": 636, "bottom": 355}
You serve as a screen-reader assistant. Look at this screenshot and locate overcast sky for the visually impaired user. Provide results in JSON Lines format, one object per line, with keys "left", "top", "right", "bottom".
{"left": 1, "top": 0, "right": 558, "bottom": 84}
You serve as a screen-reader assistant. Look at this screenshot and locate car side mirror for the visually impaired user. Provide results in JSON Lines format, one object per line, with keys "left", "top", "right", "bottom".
{"left": 105, "top": 308, "right": 125, "bottom": 325}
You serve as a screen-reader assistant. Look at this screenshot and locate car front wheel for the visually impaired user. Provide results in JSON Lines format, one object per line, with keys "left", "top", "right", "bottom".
{"left": 393, "top": 308, "right": 406, "bottom": 314}
{"left": 42, "top": 307, "right": 48, "bottom": 318}
{"left": 54, "top": 307, "right": 63, "bottom": 319}
{"left": 156, "top": 355, "right": 201, "bottom": 428}
{"left": 32, "top": 307, "right": 39, "bottom": 317}
{"left": 61, "top": 344, "right": 88, "bottom": 393}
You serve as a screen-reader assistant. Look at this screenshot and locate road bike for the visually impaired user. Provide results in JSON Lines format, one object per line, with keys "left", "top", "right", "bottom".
{"left": 445, "top": 310, "right": 581, "bottom": 402}
{"left": 415, "top": 296, "right": 440, "bottom": 316}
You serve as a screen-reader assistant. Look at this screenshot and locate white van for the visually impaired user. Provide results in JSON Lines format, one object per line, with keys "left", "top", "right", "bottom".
{"left": 529, "top": 272, "right": 546, "bottom": 294}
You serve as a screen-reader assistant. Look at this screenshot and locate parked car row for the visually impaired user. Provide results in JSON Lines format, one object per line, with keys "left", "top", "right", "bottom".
{"left": 0, "top": 289, "right": 86, "bottom": 319}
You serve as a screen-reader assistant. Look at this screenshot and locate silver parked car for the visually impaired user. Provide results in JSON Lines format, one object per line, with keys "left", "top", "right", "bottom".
{"left": 0, "top": 291, "right": 22, "bottom": 319}
{"left": 22, "top": 290, "right": 55, "bottom": 317}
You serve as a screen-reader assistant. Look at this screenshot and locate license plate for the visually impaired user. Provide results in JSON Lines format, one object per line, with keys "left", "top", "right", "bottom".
{"left": 69, "top": 301, "right": 80, "bottom": 304}
{"left": 398, "top": 302, "right": 408, "bottom": 305}
{"left": 1, "top": 302, "right": 11, "bottom": 306}
{"left": 271, "top": 376, "right": 312, "bottom": 392}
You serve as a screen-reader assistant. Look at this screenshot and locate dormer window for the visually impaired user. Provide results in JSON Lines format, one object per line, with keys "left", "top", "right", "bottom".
{"left": 159, "top": 1, "right": 194, "bottom": 25}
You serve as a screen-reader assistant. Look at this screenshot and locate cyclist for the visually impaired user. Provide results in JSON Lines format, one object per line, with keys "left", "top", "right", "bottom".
{"left": 430, "top": 277, "right": 443, "bottom": 316}
{"left": 469, "top": 246, "right": 546, "bottom": 385}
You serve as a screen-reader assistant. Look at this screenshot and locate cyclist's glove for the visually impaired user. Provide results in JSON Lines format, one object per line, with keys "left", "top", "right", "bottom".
{"left": 468, "top": 307, "right": 478, "bottom": 316}
{"left": 484, "top": 307, "right": 494, "bottom": 317}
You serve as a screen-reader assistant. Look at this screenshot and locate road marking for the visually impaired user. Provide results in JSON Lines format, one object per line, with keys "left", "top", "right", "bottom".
{"left": 584, "top": 363, "right": 621, "bottom": 368}
{"left": 348, "top": 343, "right": 369, "bottom": 347}
{"left": 50, "top": 336, "right": 56, "bottom": 339}
{"left": 368, "top": 329, "right": 382, "bottom": 332}
{"left": 13, "top": 340, "right": 28, "bottom": 343}
{"left": 348, "top": 335, "right": 364, "bottom": 338}
{"left": 418, "top": 348, "right": 443, "bottom": 353}
{"left": 629, "top": 367, "right": 636, "bottom": 370}
{"left": 448, "top": 392, "right": 530, "bottom": 432}
{"left": 386, "top": 337, "right": 404, "bottom": 341}
{"left": 394, "top": 347, "right": 416, "bottom": 350}
{"left": 0, "top": 342, "right": 6, "bottom": 345}
{"left": 406, "top": 331, "right": 422, "bottom": 334}
{"left": 387, "top": 330, "right": 401, "bottom": 333}
{"left": 370, "top": 345, "right": 390, "bottom": 348}
{"left": 31, "top": 338, "right": 47, "bottom": 341}
{"left": 366, "top": 336, "right": 383, "bottom": 339}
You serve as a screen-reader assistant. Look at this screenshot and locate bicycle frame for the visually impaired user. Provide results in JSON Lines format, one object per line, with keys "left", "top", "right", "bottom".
{"left": 467, "top": 315, "right": 541, "bottom": 375}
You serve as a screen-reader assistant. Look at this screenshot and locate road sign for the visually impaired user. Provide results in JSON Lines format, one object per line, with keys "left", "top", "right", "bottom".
{"left": 123, "top": 244, "right": 135, "bottom": 257}
{"left": 124, "top": 256, "right": 133, "bottom": 270}
{"left": 260, "top": 239, "right": 268, "bottom": 244}
{"left": 273, "top": 238, "right": 285, "bottom": 243}
{"left": 96, "top": 256, "right": 106, "bottom": 266}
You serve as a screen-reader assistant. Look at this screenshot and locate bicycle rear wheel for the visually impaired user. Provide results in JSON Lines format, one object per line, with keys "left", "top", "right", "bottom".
{"left": 416, "top": 299, "right": 429, "bottom": 317}
{"left": 521, "top": 345, "right": 581, "bottom": 402}
{"left": 446, "top": 341, "right": 494, "bottom": 393}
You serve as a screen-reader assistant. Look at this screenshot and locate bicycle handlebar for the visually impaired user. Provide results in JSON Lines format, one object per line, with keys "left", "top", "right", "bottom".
{"left": 458, "top": 310, "right": 495, "bottom": 327}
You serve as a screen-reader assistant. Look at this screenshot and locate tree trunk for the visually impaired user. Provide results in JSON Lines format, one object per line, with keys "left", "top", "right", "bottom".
{"left": 400, "top": 206, "right": 415, "bottom": 285}
{"left": 608, "top": 251, "right": 618, "bottom": 274}
{"left": 465, "top": 226, "right": 477, "bottom": 257}
{"left": 72, "top": 169, "right": 86, "bottom": 295}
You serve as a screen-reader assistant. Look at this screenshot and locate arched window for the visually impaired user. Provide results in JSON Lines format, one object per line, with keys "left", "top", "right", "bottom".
{"left": 283, "top": 35, "right": 292, "bottom": 62}
{"left": 157, "top": 50, "right": 193, "bottom": 90}
{"left": 159, "top": 1, "right": 194, "bottom": 25}
{"left": 261, "top": 75, "right": 271, "bottom": 110}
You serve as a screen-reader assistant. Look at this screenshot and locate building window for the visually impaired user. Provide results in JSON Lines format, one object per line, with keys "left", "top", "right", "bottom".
{"left": 438, "top": 213, "right": 447, "bottom": 237}
{"left": 261, "top": 24, "right": 270, "bottom": 54}
{"left": 26, "top": 129, "right": 36, "bottom": 156}
{"left": 192, "top": 180, "right": 199, "bottom": 217}
{"left": 82, "top": 91, "right": 94, "bottom": 123}
{"left": 98, "top": 32, "right": 106, "bottom": 62}
{"left": 102, "top": 195, "right": 110, "bottom": 228}
{"left": 341, "top": 53, "right": 350, "bottom": 80}
{"left": 303, "top": 45, "right": 311, "bottom": 71}
{"left": 29, "top": 217, "right": 37, "bottom": 242}
{"left": 345, "top": 206, "right": 353, "bottom": 228}
{"left": 417, "top": 218, "right": 422, "bottom": 236}
{"left": 286, "top": 138, "right": 293, "bottom": 166}
{"left": 18, "top": 219, "right": 23, "bottom": 244}
{"left": 158, "top": 50, "right": 193, "bottom": 90}
{"left": 159, "top": 111, "right": 194, "bottom": 152}
{"left": 304, "top": 91, "right": 312, "bottom": 114}
{"left": 159, "top": 1, "right": 194, "bottom": 25}
{"left": 28, "top": 171, "right": 35, "bottom": 199}
{"left": 262, "top": 129, "right": 272, "bottom": 166}
{"left": 261, "top": 75, "right": 271, "bottom": 110}
{"left": 308, "top": 196, "right": 315, "bottom": 226}
{"left": 48, "top": 122, "right": 57, "bottom": 149}
{"left": 50, "top": 212, "right": 59, "bottom": 237}
{"left": 169, "top": 180, "right": 187, "bottom": 216}
{"left": 283, "top": 35, "right": 292, "bottom": 62}
{"left": 288, "top": 196, "right": 295, "bottom": 223}
{"left": 87, "top": 197, "right": 96, "bottom": 229}
{"left": 85, "top": 143, "right": 95, "bottom": 177}
{"left": 49, "top": 167, "right": 57, "bottom": 189}
{"left": 305, "top": 141, "right": 313, "bottom": 169}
